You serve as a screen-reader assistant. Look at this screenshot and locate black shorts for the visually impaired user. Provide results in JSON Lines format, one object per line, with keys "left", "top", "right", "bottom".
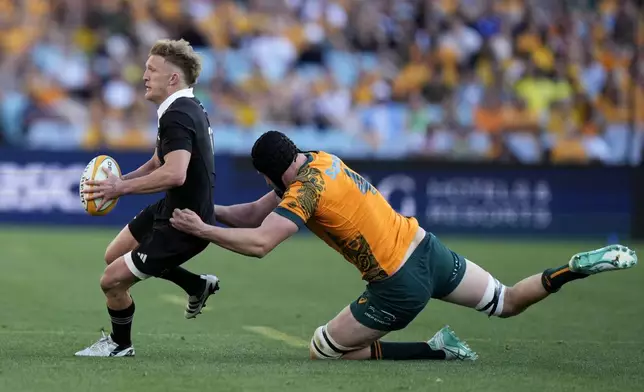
{"left": 125, "top": 200, "right": 209, "bottom": 280}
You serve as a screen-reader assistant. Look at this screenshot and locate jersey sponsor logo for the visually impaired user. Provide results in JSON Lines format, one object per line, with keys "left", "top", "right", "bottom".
{"left": 344, "top": 168, "right": 377, "bottom": 195}
{"left": 325, "top": 155, "right": 342, "bottom": 180}
{"left": 197, "top": 99, "right": 215, "bottom": 159}
{"left": 0, "top": 163, "right": 86, "bottom": 213}
{"left": 449, "top": 255, "right": 461, "bottom": 282}
{"left": 363, "top": 305, "right": 396, "bottom": 326}
{"left": 208, "top": 126, "right": 214, "bottom": 153}
{"left": 326, "top": 154, "right": 378, "bottom": 195}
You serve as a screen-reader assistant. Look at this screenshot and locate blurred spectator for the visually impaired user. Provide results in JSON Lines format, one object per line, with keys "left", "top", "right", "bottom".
{"left": 0, "top": 0, "right": 641, "bottom": 165}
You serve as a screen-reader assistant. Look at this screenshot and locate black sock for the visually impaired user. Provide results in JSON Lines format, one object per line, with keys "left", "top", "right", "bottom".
{"left": 108, "top": 301, "right": 135, "bottom": 347}
{"left": 542, "top": 265, "right": 588, "bottom": 293}
{"left": 159, "top": 267, "right": 205, "bottom": 296}
{"left": 371, "top": 341, "right": 447, "bottom": 360}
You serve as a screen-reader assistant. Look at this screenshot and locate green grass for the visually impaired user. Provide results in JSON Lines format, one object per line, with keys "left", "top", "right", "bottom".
{"left": 1, "top": 227, "right": 643, "bottom": 392}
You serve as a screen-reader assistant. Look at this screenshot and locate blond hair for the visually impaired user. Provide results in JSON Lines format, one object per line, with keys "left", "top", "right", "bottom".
{"left": 149, "top": 39, "right": 202, "bottom": 86}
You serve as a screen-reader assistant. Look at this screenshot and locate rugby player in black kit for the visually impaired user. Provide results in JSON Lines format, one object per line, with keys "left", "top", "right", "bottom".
{"left": 76, "top": 39, "right": 219, "bottom": 357}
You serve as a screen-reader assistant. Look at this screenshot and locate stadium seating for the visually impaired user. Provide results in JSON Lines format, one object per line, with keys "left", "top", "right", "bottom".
{"left": 0, "top": 0, "right": 642, "bottom": 164}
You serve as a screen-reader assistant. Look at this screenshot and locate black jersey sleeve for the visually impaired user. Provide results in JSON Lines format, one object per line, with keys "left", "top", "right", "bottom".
{"left": 160, "top": 110, "right": 194, "bottom": 154}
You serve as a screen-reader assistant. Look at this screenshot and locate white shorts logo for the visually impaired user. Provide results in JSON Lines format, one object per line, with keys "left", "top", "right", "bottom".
{"left": 137, "top": 253, "right": 148, "bottom": 263}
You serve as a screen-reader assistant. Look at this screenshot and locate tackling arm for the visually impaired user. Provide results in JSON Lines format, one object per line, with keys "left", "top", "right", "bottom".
{"left": 214, "top": 191, "right": 281, "bottom": 228}
{"left": 171, "top": 210, "right": 299, "bottom": 258}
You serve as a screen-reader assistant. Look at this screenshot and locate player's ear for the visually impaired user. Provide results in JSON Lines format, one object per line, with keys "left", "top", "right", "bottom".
{"left": 169, "top": 72, "right": 181, "bottom": 86}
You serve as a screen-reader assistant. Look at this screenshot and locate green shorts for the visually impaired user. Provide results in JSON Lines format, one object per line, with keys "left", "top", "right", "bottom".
{"left": 349, "top": 232, "right": 466, "bottom": 331}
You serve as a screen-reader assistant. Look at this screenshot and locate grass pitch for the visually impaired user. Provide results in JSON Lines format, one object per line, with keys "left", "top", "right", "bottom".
{"left": 1, "top": 227, "right": 643, "bottom": 392}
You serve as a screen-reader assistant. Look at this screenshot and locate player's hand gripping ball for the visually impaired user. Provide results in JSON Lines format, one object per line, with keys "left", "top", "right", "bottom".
{"left": 80, "top": 155, "right": 122, "bottom": 216}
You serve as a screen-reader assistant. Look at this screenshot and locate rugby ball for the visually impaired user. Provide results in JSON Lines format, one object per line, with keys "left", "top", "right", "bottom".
{"left": 80, "top": 155, "right": 122, "bottom": 216}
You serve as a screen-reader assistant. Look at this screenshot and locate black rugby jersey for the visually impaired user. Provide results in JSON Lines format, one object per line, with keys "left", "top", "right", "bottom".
{"left": 155, "top": 90, "right": 215, "bottom": 225}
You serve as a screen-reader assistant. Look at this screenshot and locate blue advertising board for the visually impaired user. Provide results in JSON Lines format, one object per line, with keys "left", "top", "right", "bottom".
{"left": 0, "top": 149, "right": 635, "bottom": 238}
{"left": 0, "top": 149, "right": 247, "bottom": 227}
{"left": 345, "top": 161, "right": 633, "bottom": 238}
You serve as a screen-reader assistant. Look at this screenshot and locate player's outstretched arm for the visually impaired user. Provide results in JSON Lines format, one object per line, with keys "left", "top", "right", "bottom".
{"left": 171, "top": 209, "right": 298, "bottom": 258}
{"left": 215, "top": 191, "right": 281, "bottom": 228}
{"left": 121, "top": 149, "right": 161, "bottom": 181}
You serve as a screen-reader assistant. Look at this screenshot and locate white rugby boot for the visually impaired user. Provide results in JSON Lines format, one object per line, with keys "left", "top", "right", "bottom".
{"left": 74, "top": 330, "right": 135, "bottom": 357}
{"left": 428, "top": 325, "right": 478, "bottom": 361}
{"left": 185, "top": 274, "right": 220, "bottom": 319}
{"left": 569, "top": 244, "right": 638, "bottom": 275}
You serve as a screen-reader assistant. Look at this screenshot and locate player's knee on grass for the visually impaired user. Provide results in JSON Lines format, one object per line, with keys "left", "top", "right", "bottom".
{"left": 309, "top": 325, "right": 364, "bottom": 360}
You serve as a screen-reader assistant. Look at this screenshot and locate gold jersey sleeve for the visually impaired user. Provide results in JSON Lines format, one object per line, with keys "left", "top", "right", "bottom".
{"left": 274, "top": 152, "right": 419, "bottom": 282}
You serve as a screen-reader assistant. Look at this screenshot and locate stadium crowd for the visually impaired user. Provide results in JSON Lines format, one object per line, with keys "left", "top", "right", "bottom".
{"left": 0, "top": 0, "right": 642, "bottom": 164}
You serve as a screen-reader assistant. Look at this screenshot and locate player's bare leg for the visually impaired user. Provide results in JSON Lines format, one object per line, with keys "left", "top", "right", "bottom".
{"left": 309, "top": 306, "right": 477, "bottom": 361}
{"left": 440, "top": 259, "right": 544, "bottom": 317}
{"left": 103, "top": 225, "right": 139, "bottom": 307}
{"left": 442, "top": 245, "right": 638, "bottom": 318}
{"left": 105, "top": 226, "right": 139, "bottom": 265}
{"left": 105, "top": 225, "right": 219, "bottom": 319}
{"left": 75, "top": 256, "right": 137, "bottom": 357}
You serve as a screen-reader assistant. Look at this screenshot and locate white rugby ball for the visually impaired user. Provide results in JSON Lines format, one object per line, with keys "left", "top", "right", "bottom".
{"left": 80, "top": 155, "right": 122, "bottom": 216}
